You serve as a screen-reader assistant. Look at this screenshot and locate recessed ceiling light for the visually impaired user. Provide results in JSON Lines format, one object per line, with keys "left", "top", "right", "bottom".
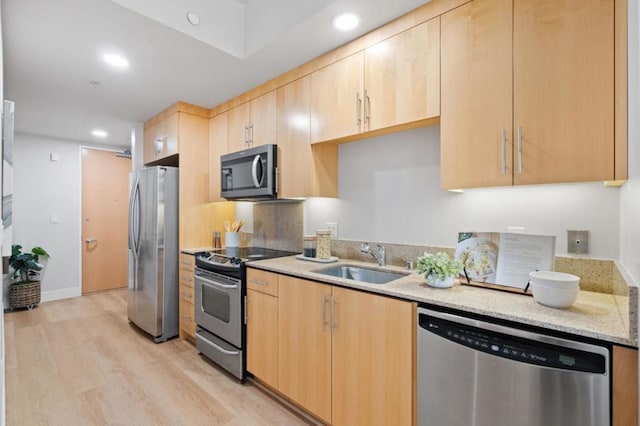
{"left": 332, "top": 13, "right": 359, "bottom": 31}
{"left": 103, "top": 53, "right": 129, "bottom": 69}
{"left": 92, "top": 129, "right": 108, "bottom": 138}
{"left": 186, "top": 11, "right": 200, "bottom": 26}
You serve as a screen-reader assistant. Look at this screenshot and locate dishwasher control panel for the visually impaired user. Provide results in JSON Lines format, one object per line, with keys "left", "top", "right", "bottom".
{"left": 420, "top": 314, "right": 606, "bottom": 374}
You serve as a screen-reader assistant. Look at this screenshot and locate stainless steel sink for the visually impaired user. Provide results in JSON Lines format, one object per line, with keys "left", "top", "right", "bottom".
{"left": 314, "top": 265, "right": 408, "bottom": 284}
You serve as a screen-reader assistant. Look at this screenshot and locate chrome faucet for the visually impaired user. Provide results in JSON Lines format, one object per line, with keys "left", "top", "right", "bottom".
{"left": 361, "top": 242, "right": 386, "bottom": 267}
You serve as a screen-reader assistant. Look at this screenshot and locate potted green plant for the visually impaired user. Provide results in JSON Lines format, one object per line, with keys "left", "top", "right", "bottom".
{"left": 416, "top": 251, "right": 463, "bottom": 288}
{"left": 8, "top": 244, "right": 50, "bottom": 310}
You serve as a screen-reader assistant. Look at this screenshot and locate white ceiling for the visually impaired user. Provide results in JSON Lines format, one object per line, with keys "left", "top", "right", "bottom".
{"left": 3, "top": 0, "right": 430, "bottom": 147}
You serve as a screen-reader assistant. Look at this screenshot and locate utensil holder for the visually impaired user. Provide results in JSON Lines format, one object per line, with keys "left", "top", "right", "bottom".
{"left": 225, "top": 232, "right": 239, "bottom": 248}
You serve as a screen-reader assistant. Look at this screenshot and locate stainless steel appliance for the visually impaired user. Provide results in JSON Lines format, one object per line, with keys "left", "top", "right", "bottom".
{"left": 127, "top": 166, "right": 179, "bottom": 343}
{"left": 417, "top": 307, "right": 610, "bottom": 426}
{"left": 194, "top": 247, "right": 296, "bottom": 380}
{"left": 220, "top": 144, "right": 277, "bottom": 200}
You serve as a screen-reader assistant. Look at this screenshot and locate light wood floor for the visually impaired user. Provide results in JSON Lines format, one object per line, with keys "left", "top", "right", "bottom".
{"left": 4, "top": 289, "right": 308, "bottom": 425}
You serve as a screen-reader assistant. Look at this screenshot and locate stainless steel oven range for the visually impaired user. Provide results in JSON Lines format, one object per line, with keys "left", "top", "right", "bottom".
{"left": 194, "top": 247, "right": 296, "bottom": 381}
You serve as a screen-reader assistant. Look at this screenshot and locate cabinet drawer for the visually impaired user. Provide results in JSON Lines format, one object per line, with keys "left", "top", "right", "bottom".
{"left": 180, "top": 270, "right": 195, "bottom": 288}
{"left": 179, "top": 299, "right": 196, "bottom": 338}
{"left": 179, "top": 284, "right": 195, "bottom": 303}
{"left": 247, "top": 268, "right": 279, "bottom": 296}
{"left": 179, "top": 253, "right": 195, "bottom": 268}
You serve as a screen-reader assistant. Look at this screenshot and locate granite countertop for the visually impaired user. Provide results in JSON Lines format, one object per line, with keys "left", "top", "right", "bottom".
{"left": 247, "top": 255, "right": 637, "bottom": 347}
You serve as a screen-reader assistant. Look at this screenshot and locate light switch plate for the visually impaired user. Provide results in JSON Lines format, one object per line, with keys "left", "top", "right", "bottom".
{"left": 326, "top": 222, "right": 338, "bottom": 239}
{"left": 567, "top": 230, "right": 589, "bottom": 254}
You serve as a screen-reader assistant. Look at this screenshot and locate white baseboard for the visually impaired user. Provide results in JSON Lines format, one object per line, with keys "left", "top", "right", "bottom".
{"left": 41, "top": 287, "right": 82, "bottom": 303}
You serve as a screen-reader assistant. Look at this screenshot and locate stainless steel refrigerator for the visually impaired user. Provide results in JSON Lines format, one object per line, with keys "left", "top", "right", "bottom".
{"left": 127, "top": 166, "right": 179, "bottom": 342}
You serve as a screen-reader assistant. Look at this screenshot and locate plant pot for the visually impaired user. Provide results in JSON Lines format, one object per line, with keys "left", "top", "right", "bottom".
{"left": 9, "top": 281, "right": 41, "bottom": 310}
{"left": 425, "top": 275, "right": 455, "bottom": 289}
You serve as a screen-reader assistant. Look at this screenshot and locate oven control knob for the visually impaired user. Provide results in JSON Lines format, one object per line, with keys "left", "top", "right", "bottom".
{"left": 231, "top": 257, "right": 241, "bottom": 265}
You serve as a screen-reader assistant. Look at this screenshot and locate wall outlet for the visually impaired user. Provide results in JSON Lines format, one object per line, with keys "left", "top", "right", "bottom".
{"left": 326, "top": 222, "right": 338, "bottom": 239}
{"left": 50, "top": 214, "right": 59, "bottom": 224}
{"left": 567, "top": 230, "right": 589, "bottom": 254}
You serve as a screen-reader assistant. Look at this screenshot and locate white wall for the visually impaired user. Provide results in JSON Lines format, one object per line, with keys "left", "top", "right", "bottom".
{"left": 620, "top": 0, "right": 640, "bottom": 285}
{"left": 304, "top": 126, "right": 621, "bottom": 259}
{"left": 12, "top": 132, "right": 127, "bottom": 302}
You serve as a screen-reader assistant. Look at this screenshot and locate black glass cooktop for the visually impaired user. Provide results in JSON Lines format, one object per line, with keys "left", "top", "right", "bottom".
{"left": 195, "top": 247, "right": 297, "bottom": 273}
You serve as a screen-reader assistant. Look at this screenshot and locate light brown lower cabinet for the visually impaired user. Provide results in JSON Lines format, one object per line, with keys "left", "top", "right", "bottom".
{"left": 613, "top": 345, "right": 638, "bottom": 426}
{"left": 276, "top": 274, "right": 415, "bottom": 425}
{"left": 246, "top": 289, "right": 279, "bottom": 389}
{"left": 178, "top": 253, "right": 196, "bottom": 341}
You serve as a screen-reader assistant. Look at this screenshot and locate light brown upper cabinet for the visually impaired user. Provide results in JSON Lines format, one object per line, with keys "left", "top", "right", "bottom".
{"left": 144, "top": 112, "right": 179, "bottom": 164}
{"left": 208, "top": 112, "right": 228, "bottom": 202}
{"left": 441, "top": 0, "right": 617, "bottom": 189}
{"left": 227, "top": 91, "right": 277, "bottom": 153}
{"left": 277, "top": 76, "right": 338, "bottom": 198}
{"left": 311, "top": 18, "right": 440, "bottom": 144}
{"left": 364, "top": 17, "right": 440, "bottom": 132}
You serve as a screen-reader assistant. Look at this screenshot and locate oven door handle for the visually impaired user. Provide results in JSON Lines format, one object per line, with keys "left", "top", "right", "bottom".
{"left": 206, "top": 338, "right": 240, "bottom": 356}
{"left": 198, "top": 275, "right": 239, "bottom": 290}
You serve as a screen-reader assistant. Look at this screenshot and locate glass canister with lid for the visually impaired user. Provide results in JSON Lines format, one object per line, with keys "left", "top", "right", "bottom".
{"left": 316, "top": 229, "right": 332, "bottom": 259}
{"left": 303, "top": 235, "right": 317, "bottom": 258}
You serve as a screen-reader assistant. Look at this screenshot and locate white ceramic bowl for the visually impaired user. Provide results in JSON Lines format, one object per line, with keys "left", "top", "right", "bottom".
{"left": 531, "top": 282, "right": 579, "bottom": 308}
{"left": 529, "top": 271, "right": 580, "bottom": 289}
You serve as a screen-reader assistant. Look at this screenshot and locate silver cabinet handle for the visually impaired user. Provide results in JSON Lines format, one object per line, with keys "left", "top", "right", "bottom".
{"left": 331, "top": 296, "right": 337, "bottom": 332}
{"left": 355, "top": 92, "right": 362, "bottom": 129}
{"left": 244, "top": 124, "right": 249, "bottom": 146}
{"left": 249, "top": 278, "right": 269, "bottom": 286}
{"left": 249, "top": 123, "right": 254, "bottom": 146}
{"left": 364, "top": 89, "right": 370, "bottom": 128}
{"left": 85, "top": 238, "right": 97, "bottom": 243}
{"left": 322, "top": 294, "right": 328, "bottom": 332}
{"left": 501, "top": 128, "right": 507, "bottom": 176}
{"left": 517, "top": 126, "right": 523, "bottom": 174}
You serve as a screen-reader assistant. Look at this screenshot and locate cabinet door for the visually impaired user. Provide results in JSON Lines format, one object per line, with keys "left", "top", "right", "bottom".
{"left": 364, "top": 17, "right": 440, "bottom": 131}
{"left": 440, "top": 0, "right": 513, "bottom": 189}
{"left": 246, "top": 289, "right": 279, "bottom": 389}
{"left": 278, "top": 276, "right": 332, "bottom": 424}
{"left": 513, "top": 0, "right": 614, "bottom": 185}
{"left": 250, "top": 91, "right": 277, "bottom": 147}
{"left": 143, "top": 112, "right": 179, "bottom": 164}
{"left": 311, "top": 52, "right": 364, "bottom": 143}
{"left": 228, "top": 102, "right": 251, "bottom": 153}
{"left": 277, "top": 76, "right": 339, "bottom": 198}
{"left": 613, "top": 346, "right": 638, "bottom": 426}
{"left": 331, "top": 287, "right": 414, "bottom": 426}
{"left": 208, "top": 112, "right": 228, "bottom": 202}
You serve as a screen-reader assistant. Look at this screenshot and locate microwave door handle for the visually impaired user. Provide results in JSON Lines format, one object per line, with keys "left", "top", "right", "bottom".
{"left": 251, "top": 155, "right": 263, "bottom": 188}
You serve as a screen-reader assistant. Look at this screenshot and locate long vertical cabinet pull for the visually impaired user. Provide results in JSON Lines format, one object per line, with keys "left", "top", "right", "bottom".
{"left": 355, "top": 92, "right": 362, "bottom": 130}
{"left": 364, "top": 89, "right": 370, "bottom": 129}
{"left": 249, "top": 123, "right": 254, "bottom": 147}
{"left": 322, "top": 294, "right": 328, "bottom": 331}
{"left": 517, "top": 126, "right": 523, "bottom": 174}
{"left": 330, "top": 296, "right": 337, "bottom": 332}
{"left": 244, "top": 125, "right": 249, "bottom": 147}
{"left": 501, "top": 129, "right": 507, "bottom": 176}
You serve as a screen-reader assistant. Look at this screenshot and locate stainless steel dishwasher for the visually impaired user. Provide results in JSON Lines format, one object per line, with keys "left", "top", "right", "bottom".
{"left": 417, "top": 307, "right": 610, "bottom": 426}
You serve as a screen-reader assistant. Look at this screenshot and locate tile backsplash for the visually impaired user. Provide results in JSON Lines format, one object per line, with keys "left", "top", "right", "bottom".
{"left": 251, "top": 201, "right": 303, "bottom": 252}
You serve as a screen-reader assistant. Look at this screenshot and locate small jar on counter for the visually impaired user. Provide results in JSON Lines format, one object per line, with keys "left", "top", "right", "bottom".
{"left": 316, "top": 230, "right": 332, "bottom": 259}
{"left": 303, "top": 235, "right": 317, "bottom": 258}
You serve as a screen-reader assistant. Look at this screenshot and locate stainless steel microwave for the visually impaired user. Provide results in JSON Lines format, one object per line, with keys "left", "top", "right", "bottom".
{"left": 221, "top": 144, "right": 277, "bottom": 200}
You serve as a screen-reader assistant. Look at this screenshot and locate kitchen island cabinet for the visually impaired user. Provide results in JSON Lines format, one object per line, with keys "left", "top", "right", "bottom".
{"left": 440, "top": 0, "right": 620, "bottom": 189}
{"left": 260, "top": 273, "right": 414, "bottom": 425}
{"left": 277, "top": 75, "right": 338, "bottom": 198}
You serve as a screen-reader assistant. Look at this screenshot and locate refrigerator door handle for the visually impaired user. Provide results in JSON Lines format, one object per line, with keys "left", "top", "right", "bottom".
{"left": 134, "top": 179, "right": 141, "bottom": 256}
{"left": 128, "top": 177, "right": 138, "bottom": 254}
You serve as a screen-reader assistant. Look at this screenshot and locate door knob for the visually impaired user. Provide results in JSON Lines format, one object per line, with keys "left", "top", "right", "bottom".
{"left": 85, "top": 238, "right": 97, "bottom": 243}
